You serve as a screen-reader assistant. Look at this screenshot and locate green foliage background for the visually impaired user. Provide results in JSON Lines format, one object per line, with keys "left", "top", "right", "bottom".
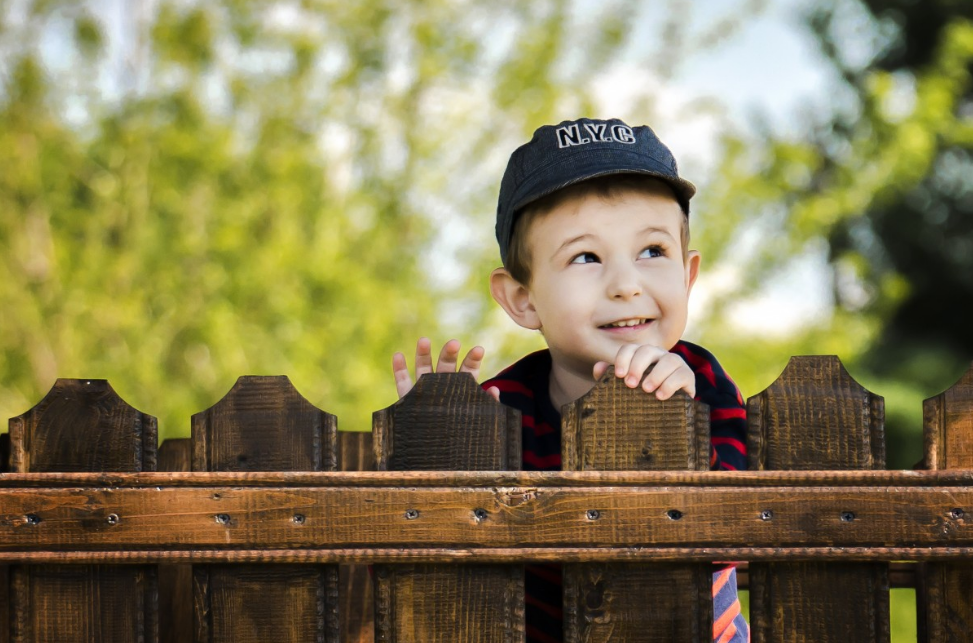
{"left": 2, "top": 1, "right": 972, "bottom": 637}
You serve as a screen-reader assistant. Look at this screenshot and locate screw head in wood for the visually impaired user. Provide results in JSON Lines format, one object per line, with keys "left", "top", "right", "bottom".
{"left": 293, "top": 514, "right": 306, "bottom": 525}
{"left": 404, "top": 509, "right": 419, "bottom": 520}
{"left": 950, "top": 508, "right": 965, "bottom": 520}
{"left": 215, "top": 513, "right": 231, "bottom": 525}
{"left": 666, "top": 509, "right": 683, "bottom": 521}
{"left": 473, "top": 508, "right": 488, "bottom": 521}
{"left": 586, "top": 509, "right": 601, "bottom": 521}
{"left": 25, "top": 514, "right": 41, "bottom": 525}
{"left": 106, "top": 513, "right": 120, "bottom": 525}
{"left": 760, "top": 510, "right": 773, "bottom": 521}
{"left": 840, "top": 511, "right": 856, "bottom": 522}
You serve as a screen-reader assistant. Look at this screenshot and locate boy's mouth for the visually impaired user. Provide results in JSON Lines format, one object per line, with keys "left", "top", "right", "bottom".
{"left": 600, "top": 318, "right": 651, "bottom": 329}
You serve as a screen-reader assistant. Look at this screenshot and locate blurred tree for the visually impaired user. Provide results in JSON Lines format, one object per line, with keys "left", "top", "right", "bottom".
{"left": 0, "top": 0, "right": 765, "bottom": 438}
{"left": 693, "top": 0, "right": 973, "bottom": 467}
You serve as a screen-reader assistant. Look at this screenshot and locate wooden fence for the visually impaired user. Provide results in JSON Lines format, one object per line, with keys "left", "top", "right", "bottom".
{"left": 0, "top": 355, "right": 971, "bottom": 642}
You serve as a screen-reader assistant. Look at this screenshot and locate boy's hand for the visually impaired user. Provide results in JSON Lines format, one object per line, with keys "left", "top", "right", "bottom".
{"left": 392, "top": 337, "right": 500, "bottom": 401}
{"left": 593, "top": 344, "right": 696, "bottom": 400}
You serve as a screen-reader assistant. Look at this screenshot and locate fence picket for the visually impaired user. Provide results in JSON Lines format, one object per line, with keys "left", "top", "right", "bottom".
{"left": 190, "top": 375, "right": 339, "bottom": 643}
{"left": 372, "top": 372, "right": 523, "bottom": 643}
{"left": 561, "top": 370, "right": 712, "bottom": 642}
{"left": 918, "top": 363, "right": 973, "bottom": 642}
{"left": 5, "top": 379, "right": 159, "bottom": 643}
{"left": 746, "top": 356, "right": 890, "bottom": 643}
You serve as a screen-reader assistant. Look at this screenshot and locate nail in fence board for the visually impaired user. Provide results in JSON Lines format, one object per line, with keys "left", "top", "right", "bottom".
{"left": 746, "top": 356, "right": 890, "bottom": 643}
{"left": 918, "top": 364, "right": 973, "bottom": 642}
{"left": 372, "top": 373, "right": 524, "bottom": 643}
{"left": 561, "top": 371, "right": 713, "bottom": 642}
{"left": 6, "top": 379, "right": 159, "bottom": 643}
{"left": 338, "top": 431, "right": 376, "bottom": 643}
{"left": 190, "top": 376, "right": 339, "bottom": 643}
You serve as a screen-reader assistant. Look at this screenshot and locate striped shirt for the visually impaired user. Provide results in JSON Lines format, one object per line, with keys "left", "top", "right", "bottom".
{"left": 483, "top": 340, "right": 750, "bottom": 642}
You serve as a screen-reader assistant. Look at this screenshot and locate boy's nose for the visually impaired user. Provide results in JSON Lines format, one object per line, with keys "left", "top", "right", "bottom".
{"left": 606, "top": 265, "right": 643, "bottom": 300}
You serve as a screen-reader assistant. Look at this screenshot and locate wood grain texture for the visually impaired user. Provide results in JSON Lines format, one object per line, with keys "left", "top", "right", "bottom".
{"left": 373, "top": 373, "right": 523, "bottom": 643}
{"left": 191, "top": 376, "right": 339, "bottom": 643}
{"left": 918, "top": 363, "right": 973, "bottom": 643}
{"left": 747, "top": 356, "right": 890, "bottom": 643}
{"left": 339, "top": 431, "right": 375, "bottom": 643}
{"left": 1, "top": 484, "right": 972, "bottom": 550}
{"left": 191, "top": 376, "right": 336, "bottom": 472}
{"left": 157, "top": 438, "right": 193, "bottom": 643}
{"left": 562, "top": 370, "right": 712, "bottom": 642}
{"left": 6, "top": 378, "right": 158, "bottom": 643}
{"left": 373, "top": 373, "right": 520, "bottom": 471}
{"left": 9, "top": 379, "right": 157, "bottom": 474}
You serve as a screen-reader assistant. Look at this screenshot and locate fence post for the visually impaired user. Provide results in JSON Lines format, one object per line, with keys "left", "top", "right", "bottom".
{"left": 746, "top": 356, "right": 890, "bottom": 643}
{"left": 190, "top": 375, "right": 339, "bottom": 643}
{"left": 561, "top": 370, "right": 713, "bottom": 642}
{"left": 917, "top": 363, "right": 973, "bottom": 642}
{"left": 6, "top": 379, "right": 159, "bottom": 643}
{"left": 157, "top": 438, "right": 193, "bottom": 643}
{"left": 338, "top": 430, "right": 376, "bottom": 643}
{"left": 372, "top": 372, "right": 523, "bottom": 643}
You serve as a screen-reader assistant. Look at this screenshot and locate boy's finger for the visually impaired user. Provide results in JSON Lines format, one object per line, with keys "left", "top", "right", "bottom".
{"left": 612, "top": 344, "right": 639, "bottom": 378}
{"left": 622, "top": 345, "right": 666, "bottom": 388}
{"left": 592, "top": 361, "right": 610, "bottom": 380}
{"left": 640, "top": 353, "right": 683, "bottom": 392}
{"left": 414, "top": 337, "right": 434, "bottom": 376}
{"left": 459, "top": 345, "right": 486, "bottom": 376}
{"left": 485, "top": 385, "right": 500, "bottom": 402}
{"left": 651, "top": 370, "right": 696, "bottom": 400}
{"left": 392, "top": 352, "right": 414, "bottom": 399}
{"left": 436, "top": 338, "right": 462, "bottom": 372}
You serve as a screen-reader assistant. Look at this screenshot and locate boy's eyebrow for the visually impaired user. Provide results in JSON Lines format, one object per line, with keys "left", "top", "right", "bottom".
{"left": 555, "top": 233, "right": 595, "bottom": 255}
{"left": 555, "top": 226, "right": 675, "bottom": 255}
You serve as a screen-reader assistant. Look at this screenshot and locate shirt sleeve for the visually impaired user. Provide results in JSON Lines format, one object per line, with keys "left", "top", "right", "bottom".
{"left": 670, "top": 342, "right": 748, "bottom": 472}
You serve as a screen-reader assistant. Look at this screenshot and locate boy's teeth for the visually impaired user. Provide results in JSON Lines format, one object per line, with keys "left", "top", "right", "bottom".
{"left": 609, "top": 319, "right": 645, "bottom": 327}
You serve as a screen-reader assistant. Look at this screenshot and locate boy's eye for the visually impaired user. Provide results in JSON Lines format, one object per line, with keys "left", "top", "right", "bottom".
{"left": 639, "top": 245, "right": 665, "bottom": 259}
{"left": 570, "top": 252, "right": 600, "bottom": 264}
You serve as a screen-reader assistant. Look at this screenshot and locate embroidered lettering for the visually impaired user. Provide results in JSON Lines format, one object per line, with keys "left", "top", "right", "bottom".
{"left": 583, "top": 122, "right": 612, "bottom": 142}
{"left": 611, "top": 124, "right": 636, "bottom": 144}
{"left": 556, "top": 124, "right": 591, "bottom": 148}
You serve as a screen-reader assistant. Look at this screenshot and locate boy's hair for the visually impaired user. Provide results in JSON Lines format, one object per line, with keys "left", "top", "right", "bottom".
{"left": 505, "top": 174, "right": 691, "bottom": 285}
{"left": 496, "top": 118, "right": 695, "bottom": 267}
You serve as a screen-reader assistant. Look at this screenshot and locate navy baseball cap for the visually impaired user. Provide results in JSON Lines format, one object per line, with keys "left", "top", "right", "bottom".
{"left": 495, "top": 117, "right": 696, "bottom": 264}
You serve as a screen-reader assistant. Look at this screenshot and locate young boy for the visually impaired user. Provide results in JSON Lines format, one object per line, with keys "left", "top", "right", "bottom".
{"left": 392, "top": 118, "right": 749, "bottom": 643}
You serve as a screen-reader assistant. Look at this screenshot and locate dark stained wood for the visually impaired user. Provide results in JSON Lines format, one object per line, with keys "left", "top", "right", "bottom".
{"left": 158, "top": 438, "right": 193, "bottom": 643}
{"left": 191, "top": 376, "right": 339, "bottom": 643}
{"left": 192, "top": 376, "right": 336, "bottom": 472}
{"left": 6, "top": 468, "right": 973, "bottom": 488}
{"left": 9, "top": 379, "right": 157, "bottom": 473}
{"left": 562, "top": 372, "right": 710, "bottom": 472}
{"left": 747, "top": 356, "right": 890, "bottom": 643}
{"left": 1, "top": 483, "right": 973, "bottom": 551}
{"left": 6, "top": 378, "right": 158, "bottom": 643}
{"left": 562, "top": 370, "right": 712, "bottom": 642}
{"left": 373, "top": 373, "right": 520, "bottom": 471}
{"left": 373, "top": 373, "right": 523, "bottom": 643}
{"left": 193, "top": 565, "right": 338, "bottom": 643}
{"left": 339, "top": 431, "right": 375, "bottom": 643}
{"left": 918, "top": 363, "right": 973, "bottom": 643}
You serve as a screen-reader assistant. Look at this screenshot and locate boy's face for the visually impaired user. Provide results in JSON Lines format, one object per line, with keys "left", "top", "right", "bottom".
{"left": 505, "top": 187, "right": 699, "bottom": 380}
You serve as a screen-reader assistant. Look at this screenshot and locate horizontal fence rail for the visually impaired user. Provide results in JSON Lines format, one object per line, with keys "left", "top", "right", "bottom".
{"left": 0, "top": 356, "right": 970, "bottom": 642}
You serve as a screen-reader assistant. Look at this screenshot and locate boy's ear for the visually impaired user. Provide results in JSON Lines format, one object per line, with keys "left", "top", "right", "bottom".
{"left": 490, "top": 268, "right": 541, "bottom": 330}
{"left": 685, "top": 250, "right": 701, "bottom": 294}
